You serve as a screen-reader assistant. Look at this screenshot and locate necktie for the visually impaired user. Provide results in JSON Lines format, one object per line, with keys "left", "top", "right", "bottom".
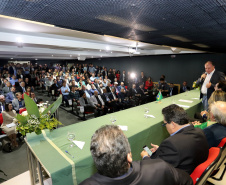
{"left": 84, "top": 98, "right": 88, "bottom": 105}
{"left": 113, "top": 93, "right": 116, "bottom": 100}
{"left": 96, "top": 96, "right": 102, "bottom": 106}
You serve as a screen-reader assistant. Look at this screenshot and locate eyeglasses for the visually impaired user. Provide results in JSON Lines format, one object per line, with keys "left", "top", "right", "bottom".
{"left": 162, "top": 122, "right": 169, "bottom": 127}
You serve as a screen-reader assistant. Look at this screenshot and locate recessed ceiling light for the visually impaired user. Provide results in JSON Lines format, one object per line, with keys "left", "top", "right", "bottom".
{"left": 193, "top": 43, "right": 209, "bottom": 48}
{"left": 100, "top": 49, "right": 102, "bottom": 52}
{"left": 106, "top": 46, "right": 110, "bottom": 50}
{"left": 70, "top": 55, "right": 72, "bottom": 57}
{"left": 35, "top": 58, "right": 38, "bottom": 60}
{"left": 52, "top": 55, "right": 54, "bottom": 57}
{"left": 16, "top": 37, "right": 23, "bottom": 43}
{"left": 10, "top": 58, "right": 13, "bottom": 59}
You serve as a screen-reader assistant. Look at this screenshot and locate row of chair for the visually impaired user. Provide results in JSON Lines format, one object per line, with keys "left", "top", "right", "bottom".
{"left": 190, "top": 137, "right": 226, "bottom": 185}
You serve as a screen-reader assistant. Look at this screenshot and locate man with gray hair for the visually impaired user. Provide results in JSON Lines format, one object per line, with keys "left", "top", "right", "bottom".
{"left": 0, "top": 95, "right": 5, "bottom": 113}
{"left": 80, "top": 125, "right": 193, "bottom": 185}
{"left": 203, "top": 101, "right": 226, "bottom": 148}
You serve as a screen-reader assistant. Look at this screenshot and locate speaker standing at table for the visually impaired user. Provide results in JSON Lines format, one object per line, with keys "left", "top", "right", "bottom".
{"left": 141, "top": 104, "right": 209, "bottom": 174}
{"left": 196, "top": 61, "right": 225, "bottom": 111}
{"left": 80, "top": 125, "right": 193, "bottom": 185}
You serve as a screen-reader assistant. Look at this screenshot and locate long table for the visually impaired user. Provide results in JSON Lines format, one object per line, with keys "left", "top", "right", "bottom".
{"left": 26, "top": 89, "right": 202, "bottom": 185}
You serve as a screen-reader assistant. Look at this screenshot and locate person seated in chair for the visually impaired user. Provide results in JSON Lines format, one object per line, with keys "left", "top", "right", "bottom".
{"left": 141, "top": 104, "right": 209, "bottom": 174}
{"left": 118, "top": 88, "right": 131, "bottom": 109}
{"left": 0, "top": 95, "right": 6, "bottom": 113}
{"left": 61, "top": 80, "right": 70, "bottom": 107}
{"left": 80, "top": 125, "right": 193, "bottom": 185}
{"left": 79, "top": 91, "right": 95, "bottom": 120}
{"left": 1, "top": 103, "right": 18, "bottom": 148}
{"left": 180, "top": 81, "right": 190, "bottom": 93}
{"left": 109, "top": 87, "right": 122, "bottom": 111}
{"left": 12, "top": 92, "right": 25, "bottom": 113}
{"left": 2, "top": 81, "right": 11, "bottom": 96}
{"left": 90, "top": 91, "right": 108, "bottom": 117}
{"left": 168, "top": 83, "right": 178, "bottom": 96}
{"left": 68, "top": 85, "right": 80, "bottom": 115}
{"left": 5, "top": 86, "right": 16, "bottom": 103}
{"left": 203, "top": 101, "right": 226, "bottom": 148}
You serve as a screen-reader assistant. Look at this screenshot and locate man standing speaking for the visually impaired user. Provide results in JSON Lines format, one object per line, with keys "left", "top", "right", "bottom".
{"left": 197, "top": 61, "right": 225, "bottom": 110}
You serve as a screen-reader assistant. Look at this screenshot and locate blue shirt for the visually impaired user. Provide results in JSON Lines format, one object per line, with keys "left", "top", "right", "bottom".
{"left": 170, "top": 125, "right": 191, "bottom": 136}
{"left": 61, "top": 85, "right": 70, "bottom": 95}
{"left": 9, "top": 79, "right": 18, "bottom": 86}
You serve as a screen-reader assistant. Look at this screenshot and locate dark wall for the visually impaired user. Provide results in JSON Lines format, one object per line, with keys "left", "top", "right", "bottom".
{"left": 87, "top": 53, "right": 226, "bottom": 87}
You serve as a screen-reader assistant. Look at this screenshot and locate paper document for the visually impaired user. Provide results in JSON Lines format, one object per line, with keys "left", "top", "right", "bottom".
{"left": 6, "top": 123, "right": 16, "bottom": 128}
{"left": 176, "top": 104, "right": 190, "bottom": 108}
{"left": 191, "top": 98, "right": 199, "bottom": 100}
{"left": 144, "top": 114, "right": 155, "bottom": 118}
{"left": 178, "top": 99, "right": 193, "bottom": 103}
{"left": 118, "top": 125, "right": 128, "bottom": 131}
{"left": 73, "top": 140, "right": 85, "bottom": 150}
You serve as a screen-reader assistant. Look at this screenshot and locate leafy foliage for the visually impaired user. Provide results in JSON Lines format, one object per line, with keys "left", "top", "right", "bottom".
{"left": 16, "top": 95, "right": 62, "bottom": 135}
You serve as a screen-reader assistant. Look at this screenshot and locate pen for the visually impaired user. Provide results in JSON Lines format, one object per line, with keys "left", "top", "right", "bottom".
{"left": 65, "top": 150, "right": 74, "bottom": 158}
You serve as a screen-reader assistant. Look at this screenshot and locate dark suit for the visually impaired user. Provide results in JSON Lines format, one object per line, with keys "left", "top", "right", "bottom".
{"left": 180, "top": 86, "right": 190, "bottom": 93}
{"left": 80, "top": 158, "right": 193, "bottom": 185}
{"left": 169, "top": 86, "right": 178, "bottom": 96}
{"left": 198, "top": 70, "right": 225, "bottom": 100}
{"left": 150, "top": 125, "right": 209, "bottom": 174}
{"left": 203, "top": 123, "right": 226, "bottom": 148}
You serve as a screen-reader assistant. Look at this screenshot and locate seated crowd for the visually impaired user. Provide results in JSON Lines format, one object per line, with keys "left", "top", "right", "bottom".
{"left": 0, "top": 62, "right": 226, "bottom": 184}
{"left": 0, "top": 63, "right": 191, "bottom": 120}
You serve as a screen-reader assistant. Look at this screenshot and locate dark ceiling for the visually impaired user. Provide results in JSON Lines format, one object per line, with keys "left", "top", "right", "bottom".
{"left": 1, "top": 0, "right": 226, "bottom": 53}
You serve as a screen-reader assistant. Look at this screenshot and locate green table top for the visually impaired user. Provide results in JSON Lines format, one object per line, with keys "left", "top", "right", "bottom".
{"left": 26, "top": 89, "right": 202, "bottom": 185}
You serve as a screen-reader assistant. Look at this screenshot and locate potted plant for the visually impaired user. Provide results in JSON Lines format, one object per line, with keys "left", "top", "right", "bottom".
{"left": 16, "top": 94, "right": 62, "bottom": 136}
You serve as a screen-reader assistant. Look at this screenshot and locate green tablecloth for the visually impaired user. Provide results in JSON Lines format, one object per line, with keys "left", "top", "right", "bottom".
{"left": 26, "top": 89, "right": 202, "bottom": 185}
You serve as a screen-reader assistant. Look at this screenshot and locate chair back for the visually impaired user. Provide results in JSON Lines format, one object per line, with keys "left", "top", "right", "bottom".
{"left": 215, "top": 137, "right": 226, "bottom": 170}
{"left": 19, "top": 108, "right": 27, "bottom": 114}
{"left": 190, "top": 147, "right": 221, "bottom": 185}
{"left": 0, "top": 113, "right": 3, "bottom": 124}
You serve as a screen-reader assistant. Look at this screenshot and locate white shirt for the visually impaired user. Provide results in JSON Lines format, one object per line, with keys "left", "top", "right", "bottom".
{"left": 201, "top": 69, "right": 215, "bottom": 94}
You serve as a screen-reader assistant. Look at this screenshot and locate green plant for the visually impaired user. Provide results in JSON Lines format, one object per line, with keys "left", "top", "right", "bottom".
{"left": 16, "top": 94, "right": 62, "bottom": 135}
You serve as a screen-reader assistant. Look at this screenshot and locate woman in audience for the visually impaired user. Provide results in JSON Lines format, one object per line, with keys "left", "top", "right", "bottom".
{"left": 144, "top": 76, "right": 153, "bottom": 90}
{"left": 22, "top": 86, "right": 32, "bottom": 99}
{"left": 1, "top": 103, "right": 18, "bottom": 147}
{"left": 116, "top": 70, "right": 120, "bottom": 82}
{"left": 194, "top": 90, "right": 226, "bottom": 122}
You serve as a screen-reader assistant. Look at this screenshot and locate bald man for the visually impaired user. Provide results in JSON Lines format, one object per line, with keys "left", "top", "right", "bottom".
{"left": 197, "top": 61, "right": 225, "bottom": 110}
{"left": 203, "top": 101, "right": 226, "bottom": 148}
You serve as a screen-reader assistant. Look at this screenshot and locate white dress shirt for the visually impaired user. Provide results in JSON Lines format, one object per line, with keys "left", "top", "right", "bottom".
{"left": 201, "top": 69, "right": 215, "bottom": 94}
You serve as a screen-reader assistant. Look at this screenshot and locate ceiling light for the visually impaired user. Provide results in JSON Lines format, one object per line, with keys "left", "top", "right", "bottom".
{"left": 10, "top": 58, "right": 13, "bottom": 59}
{"left": 100, "top": 56, "right": 102, "bottom": 57}
{"left": 91, "top": 56, "right": 93, "bottom": 58}
{"left": 52, "top": 55, "right": 54, "bottom": 57}
{"left": 16, "top": 37, "right": 23, "bottom": 43}
{"left": 193, "top": 43, "right": 209, "bottom": 48}
{"left": 35, "top": 58, "right": 38, "bottom": 60}
{"left": 106, "top": 46, "right": 110, "bottom": 50}
{"left": 111, "top": 51, "right": 113, "bottom": 53}
{"left": 100, "top": 49, "right": 102, "bottom": 52}
{"left": 70, "top": 55, "right": 72, "bottom": 57}
{"left": 164, "top": 35, "right": 192, "bottom": 42}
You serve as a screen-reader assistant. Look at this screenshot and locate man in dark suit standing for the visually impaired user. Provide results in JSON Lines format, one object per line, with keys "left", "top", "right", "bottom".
{"left": 196, "top": 61, "right": 225, "bottom": 110}
{"left": 203, "top": 101, "right": 226, "bottom": 148}
{"left": 141, "top": 104, "right": 209, "bottom": 174}
{"left": 80, "top": 125, "right": 193, "bottom": 185}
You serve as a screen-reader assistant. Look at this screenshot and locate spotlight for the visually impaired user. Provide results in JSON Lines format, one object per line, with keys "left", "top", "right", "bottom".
{"left": 130, "top": 73, "right": 136, "bottom": 79}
